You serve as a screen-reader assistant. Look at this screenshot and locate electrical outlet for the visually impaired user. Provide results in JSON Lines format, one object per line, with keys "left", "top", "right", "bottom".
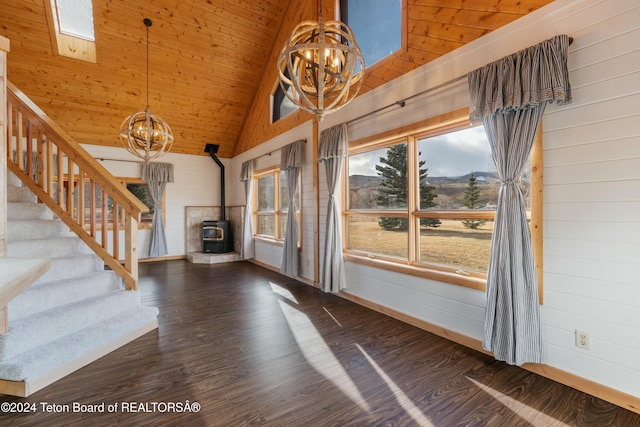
{"left": 575, "top": 330, "right": 590, "bottom": 350}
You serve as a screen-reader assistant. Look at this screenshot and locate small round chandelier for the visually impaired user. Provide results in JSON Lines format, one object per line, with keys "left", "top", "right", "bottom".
{"left": 119, "top": 18, "right": 173, "bottom": 163}
{"left": 277, "top": 4, "right": 365, "bottom": 121}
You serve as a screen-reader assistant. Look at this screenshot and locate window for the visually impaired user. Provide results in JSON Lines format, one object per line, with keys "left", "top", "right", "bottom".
{"left": 55, "top": 0, "right": 95, "bottom": 40}
{"left": 415, "top": 127, "right": 499, "bottom": 273}
{"left": 125, "top": 179, "right": 157, "bottom": 225}
{"left": 45, "top": 0, "right": 97, "bottom": 62}
{"left": 348, "top": 142, "right": 409, "bottom": 259}
{"left": 272, "top": 70, "right": 298, "bottom": 123}
{"left": 345, "top": 114, "right": 541, "bottom": 290}
{"left": 340, "top": 0, "right": 403, "bottom": 68}
{"left": 59, "top": 176, "right": 162, "bottom": 230}
{"left": 254, "top": 167, "right": 300, "bottom": 241}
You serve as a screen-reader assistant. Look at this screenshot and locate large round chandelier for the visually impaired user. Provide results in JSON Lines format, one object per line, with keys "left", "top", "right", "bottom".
{"left": 119, "top": 18, "right": 173, "bottom": 163}
{"left": 277, "top": 6, "right": 365, "bottom": 121}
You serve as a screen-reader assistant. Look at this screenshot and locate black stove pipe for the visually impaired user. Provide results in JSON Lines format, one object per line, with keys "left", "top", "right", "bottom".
{"left": 204, "top": 143, "right": 225, "bottom": 221}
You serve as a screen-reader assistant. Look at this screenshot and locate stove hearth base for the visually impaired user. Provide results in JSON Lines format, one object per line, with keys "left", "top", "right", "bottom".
{"left": 187, "top": 251, "right": 241, "bottom": 264}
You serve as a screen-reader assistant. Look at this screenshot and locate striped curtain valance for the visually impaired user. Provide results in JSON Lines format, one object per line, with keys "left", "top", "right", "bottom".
{"left": 468, "top": 34, "right": 572, "bottom": 121}
{"left": 280, "top": 139, "right": 304, "bottom": 170}
{"left": 318, "top": 123, "right": 348, "bottom": 161}
{"left": 240, "top": 159, "right": 253, "bottom": 182}
{"left": 141, "top": 162, "right": 174, "bottom": 183}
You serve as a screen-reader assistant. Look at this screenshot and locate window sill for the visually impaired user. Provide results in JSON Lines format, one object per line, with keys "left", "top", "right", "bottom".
{"left": 254, "top": 236, "right": 284, "bottom": 247}
{"left": 343, "top": 253, "right": 487, "bottom": 292}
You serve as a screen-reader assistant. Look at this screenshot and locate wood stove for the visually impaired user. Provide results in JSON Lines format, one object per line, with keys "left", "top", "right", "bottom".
{"left": 203, "top": 220, "right": 232, "bottom": 253}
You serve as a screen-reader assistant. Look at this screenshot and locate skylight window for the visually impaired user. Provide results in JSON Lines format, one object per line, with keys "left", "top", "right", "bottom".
{"left": 46, "top": 0, "right": 97, "bottom": 62}
{"left": 55, "top": 0, "right": 95, "bottom": 41}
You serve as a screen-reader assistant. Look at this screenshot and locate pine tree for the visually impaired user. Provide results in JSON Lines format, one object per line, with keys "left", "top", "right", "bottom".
{"left": 419, "top": 166, "right": 440, "bottom": 229}
{"left": 462, "top": 173, "right": 487, "bottom": 229}
{"left": 375, "top": 145, "right": 440, "bottom": 231}
{"left": 127, "top": 183, "right": 153, "bottom": 214}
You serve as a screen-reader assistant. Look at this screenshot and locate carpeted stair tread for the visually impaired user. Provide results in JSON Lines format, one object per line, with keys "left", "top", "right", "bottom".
{"left": 9, "top": 271, "right": 121, "bottom": 322}
{"left": 8, "top": 236, "right": 92, "bottom": 258}
{"left": 7, "top": 170, "right": 23, "bottom": 187}
{"left": 6, "top": 186, "right": 36, "bottom": 203}
{"left": 34, "top": 253, "right": 104, "bottom": 284}
{"left": 7, "top": 219, "right": 73, "bottom": 240}
{"left": 7, "top": 202, "right": 54, "bottom": 220}
{"left": 0, "top": 306, "right": 159, "bottom": 381}
{"left": 0, "top": 290, "right": 145, "bottom": 361}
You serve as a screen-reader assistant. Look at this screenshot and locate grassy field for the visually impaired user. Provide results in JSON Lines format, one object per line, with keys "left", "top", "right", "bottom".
{"left": 347, "top": 218, "right": 493, "bottom": 272}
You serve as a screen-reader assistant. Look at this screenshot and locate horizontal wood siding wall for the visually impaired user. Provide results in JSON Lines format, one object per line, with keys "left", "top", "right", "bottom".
{"left": 311, "top": 0, "right": 640, "bottom": 400}
{"left": 540, "top": 0, "right": 640, "bottom": 397}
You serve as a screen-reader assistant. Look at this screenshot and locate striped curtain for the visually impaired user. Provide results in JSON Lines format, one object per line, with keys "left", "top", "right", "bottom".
{"left": 468, "top": 35, "right": 572, "bottom": 365}
{"left": 240, "top": 160, "right": 255, "bottom": 259}
{"left": 141, "top": 162, "right": 174, "bottom": 257}
{"left": 280, "top": 139, "right": 304, "bottom": 276}
{"left": 318, "top": 123, "right": 348, "bottom": 293}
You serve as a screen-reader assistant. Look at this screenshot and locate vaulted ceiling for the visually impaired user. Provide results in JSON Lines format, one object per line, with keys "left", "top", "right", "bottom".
{"left": 0, "top": 0, "right": 551, "bottom": 158}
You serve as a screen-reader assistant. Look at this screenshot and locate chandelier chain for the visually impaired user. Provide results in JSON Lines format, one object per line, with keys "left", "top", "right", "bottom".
{"left": 146, "top": 23, "right": 149, "bottom": 108}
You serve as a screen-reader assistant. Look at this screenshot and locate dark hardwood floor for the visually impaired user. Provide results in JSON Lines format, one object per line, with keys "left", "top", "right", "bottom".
{"left": 2, "top": 260, "right": 639, "bottom": 426}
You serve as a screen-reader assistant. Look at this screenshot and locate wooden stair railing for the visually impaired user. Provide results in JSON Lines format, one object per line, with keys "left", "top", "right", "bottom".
{"left": 5, "top": 81, "right": 147, "bottom": 290}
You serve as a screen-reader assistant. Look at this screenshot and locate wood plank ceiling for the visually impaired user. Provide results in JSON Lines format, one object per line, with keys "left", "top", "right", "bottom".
{"left": 0, "top": 0, "right": 551, "bottom": 158}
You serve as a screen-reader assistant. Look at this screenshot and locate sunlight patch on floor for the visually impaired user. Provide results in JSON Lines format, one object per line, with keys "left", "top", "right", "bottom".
{"left": 269, "top": 282, "right": 298, "bottom": 304}
{"left": 468, "top": 377, "right": 571, "bottom": 427}
{"left": 278, "top": 300, "right": 371, "bottom": 412}
{"left": 357, "top": 344, "right": 435, "bottom": 427}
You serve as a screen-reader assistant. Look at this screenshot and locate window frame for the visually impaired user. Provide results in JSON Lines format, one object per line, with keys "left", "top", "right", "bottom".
{"left": 338, "top": 0, "right": 407, "bottom": 72}
{"left": 343, "top": 110, "right": 543, "bottom": 298}
{"left": 271, "top": 69, "right": 299, "bottom": 123}
{"left": 253, "top": 166, "right": 302, "bottom": 245}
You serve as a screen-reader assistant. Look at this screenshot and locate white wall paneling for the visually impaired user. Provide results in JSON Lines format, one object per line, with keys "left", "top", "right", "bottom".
{"left": 316, "top": 0, "right": 640, "bottom": 401}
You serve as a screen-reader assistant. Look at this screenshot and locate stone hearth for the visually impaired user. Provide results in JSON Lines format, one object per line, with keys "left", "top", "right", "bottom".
{"left": 185, "top": 206, "right": 245, "bottom": 264}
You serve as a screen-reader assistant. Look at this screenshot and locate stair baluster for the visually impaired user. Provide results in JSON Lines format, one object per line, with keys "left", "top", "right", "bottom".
{"left": 5, "top": 82, "right": 146, "bottom": 290}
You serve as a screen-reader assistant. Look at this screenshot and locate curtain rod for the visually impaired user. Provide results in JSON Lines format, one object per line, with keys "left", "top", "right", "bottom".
{"left": 348, "top": 36, "right": 574, "bottom": 126}
{"left": 257, "top": 139, "right": 307, "bottom": 159}
{"left": 97, "top": 157, "right": 142, "bottom": 164}
{"left": 347, "top": 74, "right": 467, "bottom": 125}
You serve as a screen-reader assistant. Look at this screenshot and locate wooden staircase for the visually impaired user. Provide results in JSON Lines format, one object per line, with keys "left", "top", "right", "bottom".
{"left": 0, "top": 81, "right": 158, "bottom": 397}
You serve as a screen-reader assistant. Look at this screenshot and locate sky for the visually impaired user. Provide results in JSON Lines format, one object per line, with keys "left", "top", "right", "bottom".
{"left": 347, "top": 0, "right": 402, "bottom": 68}
{"left": 348, "top": 126, "right": 495, "bottom": 178}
